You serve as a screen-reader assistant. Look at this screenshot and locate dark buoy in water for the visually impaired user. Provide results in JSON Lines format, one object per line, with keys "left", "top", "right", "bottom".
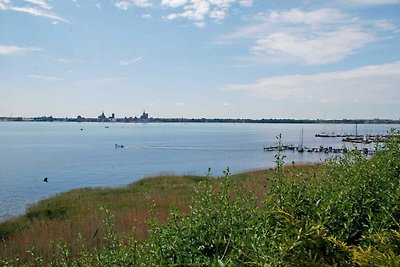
{"left": 43, "top": 177, "right": 48, "bottom": 182}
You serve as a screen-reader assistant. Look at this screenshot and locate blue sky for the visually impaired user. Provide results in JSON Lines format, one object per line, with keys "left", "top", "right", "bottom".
{"left": 1, "top": 0, "right": 399, "bottom": 119}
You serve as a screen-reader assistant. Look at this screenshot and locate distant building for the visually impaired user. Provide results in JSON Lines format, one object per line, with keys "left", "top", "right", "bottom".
{"left": 109, "top": 113, "right": 116, "bottom": 122}
{"left": 76, "top": 115, "right": 84, "bottom": 122}
{"left": 98, "top": 112, "right": 107, "bottom": 122}
{"left": 140, "top": 110, "right": 149, "bottom": 120}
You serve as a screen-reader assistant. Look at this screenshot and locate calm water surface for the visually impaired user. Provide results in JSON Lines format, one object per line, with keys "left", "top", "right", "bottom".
{"left": 0, "top": 122, "right": 398, "bottom": 220}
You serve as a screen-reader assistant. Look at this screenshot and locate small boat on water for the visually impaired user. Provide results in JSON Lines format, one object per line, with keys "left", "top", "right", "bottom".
{"left": 115, "top": 144, "right": 124, "bottom": 148}
{"left": 315, "top": 132, "right": 338, "bottom": 138}
{"left": 297, "top": 145, "right": 304, "bottom": 152}
{"left": 342, "top": 135, "right": 372, "bottom": 144}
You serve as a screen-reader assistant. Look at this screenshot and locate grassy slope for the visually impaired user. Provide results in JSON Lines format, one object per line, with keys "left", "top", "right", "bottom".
{"left": 1, "top": 166, "right": 316, "bottom": 263}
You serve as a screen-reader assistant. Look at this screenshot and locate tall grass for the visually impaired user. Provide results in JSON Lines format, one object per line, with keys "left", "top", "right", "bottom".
{"left": 1, "top": 131, "right": 399, "bottom": 266}
{"left": 0, "top": 174, "right": 210, "bottom": 263}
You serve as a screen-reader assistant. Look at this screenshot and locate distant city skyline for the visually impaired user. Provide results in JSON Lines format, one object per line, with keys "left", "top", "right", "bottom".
{"left": 1, "top": 0, "right": 400, "bottom": 119}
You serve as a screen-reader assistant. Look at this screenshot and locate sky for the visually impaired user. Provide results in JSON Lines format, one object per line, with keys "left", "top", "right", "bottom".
{"left": 1, "top": 0, "right": 399, "bottom": 119}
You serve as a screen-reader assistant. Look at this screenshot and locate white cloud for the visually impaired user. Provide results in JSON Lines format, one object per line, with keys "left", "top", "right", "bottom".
{"left": 219, "top": 8, "right": 388, "bottom": 65}
{"left": 30, "top": 74, "right": 66, "bottom": 81}
{"left": 119, "top": 56, "right": 144, "bottom": 66}
{"left": 165, "top": 13, "right": 177, "bottom": 20}
{"left": 115, "top": 0, "right": 152, "bottom": 9}
{"left": 181, "top": 1, "right": 210, "bottom": 21}
{"left": 239, "top": 0, "right": 251, "bottom": 7}
{"left": 113, "top": 0, "right": 251, "bottom": 26}
{"left": 10, "top": 6, "right": 69, "bottom": 22}
{"left": 219, "top": 8, "right": 356, "bottom": 43}
{"left": 207, "top": 0, "right": 234, "bottom": 7}
{"left": 222, "top": 61, "right": 400, "bottom": 105}
{"left": 251, "top": 28, "right": 374, "bottom": 65}
{"left": 115, "top": 1, "right": 130, "bottom": 10}
{"left": 161, "top": 0, "right": 187, "bottom": 8}
{"left": 266, "top": 8, "right": 348, "bottom": 27}
{"left": 23, "top": 0, "right": 52, "bottom": 9}
{"left": 1, "top": 1, "right": 69, "bottom": 23}
{"left": 0, "top": 44, "right": 43, "bottom": 55}
{"left": 142, "top": 13, "right": 152, "bottom": 19}
{"left": 162, "top": 0, "right": 252, "bottom": 27}
{"left": 193, "top": 21, "right": 206, "bottom": 28}
{"left": 210, "top": 8, "right": 226, "bottom": 21}
{"left": 96, "top": 3, "right": 102, "bottom": 9}
{"left": 373, "top": 20, "right": 399, "bottom": 32}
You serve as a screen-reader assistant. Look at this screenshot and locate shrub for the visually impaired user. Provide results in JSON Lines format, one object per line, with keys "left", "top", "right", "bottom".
{"left": 139, "top": 168, "right": 262, "bottom": 266}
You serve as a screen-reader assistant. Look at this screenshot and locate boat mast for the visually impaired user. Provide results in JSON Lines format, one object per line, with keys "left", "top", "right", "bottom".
{"left": 298, "top": 128, "right": 304, "bottom": 152}
{"left": 301, "top": 128, "right": 304, "bottom": 146}
{"left": 356, "top": 123, "right": 358, "bottom": 137}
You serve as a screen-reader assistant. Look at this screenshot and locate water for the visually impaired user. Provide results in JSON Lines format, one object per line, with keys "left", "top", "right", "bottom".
{"left": 0, "top": 122, "right": 398, "bottom": 221}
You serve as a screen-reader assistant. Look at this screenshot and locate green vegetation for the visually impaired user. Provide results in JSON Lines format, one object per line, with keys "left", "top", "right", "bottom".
{"left": 1, "top": 132, "right": 399, "bottom": 266}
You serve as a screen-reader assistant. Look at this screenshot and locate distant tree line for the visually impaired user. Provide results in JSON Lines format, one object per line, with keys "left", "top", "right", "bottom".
{"left": 1, "top": 116, "right": 399, "bottom": 124}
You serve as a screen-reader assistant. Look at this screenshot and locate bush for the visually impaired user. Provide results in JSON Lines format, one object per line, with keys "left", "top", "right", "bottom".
{"left": 139, "top": 169, "right": 261, "bottom": 266}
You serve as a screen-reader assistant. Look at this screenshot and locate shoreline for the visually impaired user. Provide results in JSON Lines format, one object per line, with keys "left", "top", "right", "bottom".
{"left": 0, "top": 163, "right": 315, "bottom": 223}
{"left": 1, "top": 117, "right": 400, "bottom": 124}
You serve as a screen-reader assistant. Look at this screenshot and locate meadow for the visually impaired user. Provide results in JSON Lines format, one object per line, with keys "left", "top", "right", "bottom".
{"left": 1, "top": 132, "right": 399, "bottom": 266}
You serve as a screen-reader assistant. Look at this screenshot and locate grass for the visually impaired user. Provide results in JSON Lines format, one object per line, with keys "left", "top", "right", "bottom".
{"left": 0, "top": 167, "right": 294, "bottom": 264}
{"left": 1, "top": 131, "right": 399, "bottom": 266}
{"left": 0, "top": 174, "right": 209, "bottom": 262}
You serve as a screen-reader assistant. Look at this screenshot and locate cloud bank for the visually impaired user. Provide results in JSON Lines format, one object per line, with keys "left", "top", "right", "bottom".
{"left": 113, "top": 0, "right": 252, "bottom": 27}
{"left": 219, "top": 8, "right": 398, "bottom": 65}
{"left": 222, "top": 61, "right": 400, "bottom": 105}
{"left": 163, "top": 0, "right": 252, "bottom": 27}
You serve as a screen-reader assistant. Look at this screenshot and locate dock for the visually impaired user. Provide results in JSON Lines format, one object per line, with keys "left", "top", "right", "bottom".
{"left": 263, "top": 144, "right": 295, "bottom": 151}
{"left": 264, "top": 145, "right": 375, "bottom": 155}
{"left": 315, "top": 133, "right": 389, "bottom": 143}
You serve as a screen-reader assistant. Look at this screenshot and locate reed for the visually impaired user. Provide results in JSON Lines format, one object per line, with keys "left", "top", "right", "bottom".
{"left": 0, "top": 169, "right": 276, "bottom": 263}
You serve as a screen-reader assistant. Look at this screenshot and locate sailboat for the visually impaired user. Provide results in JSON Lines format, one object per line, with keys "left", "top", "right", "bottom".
{"left": 342, "top": 123, "right": 372, "bottom": 144}
{"left": 297, "top": 128, "right": 304, "bottom": 152}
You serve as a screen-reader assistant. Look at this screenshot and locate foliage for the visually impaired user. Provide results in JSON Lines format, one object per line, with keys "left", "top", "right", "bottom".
{"left": 139, "top": 167, "right": 261, "bottom": 266}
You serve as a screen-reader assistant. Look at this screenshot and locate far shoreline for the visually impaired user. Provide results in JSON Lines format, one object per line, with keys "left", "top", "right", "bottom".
{"left": 1, "top": 116, "right": 400, "bottom": 124}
